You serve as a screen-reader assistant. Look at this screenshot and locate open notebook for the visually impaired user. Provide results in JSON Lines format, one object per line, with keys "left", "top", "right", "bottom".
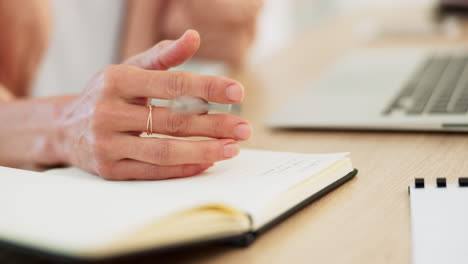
{"left": 0, "top": 149, "right": 357, "bottom": 261}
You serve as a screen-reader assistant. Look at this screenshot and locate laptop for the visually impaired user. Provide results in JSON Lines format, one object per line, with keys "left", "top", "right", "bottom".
{"left": 268, "top": 49, "right": 468, "bottom": 132}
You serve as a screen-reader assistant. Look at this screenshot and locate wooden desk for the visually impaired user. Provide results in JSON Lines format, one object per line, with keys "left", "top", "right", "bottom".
{"left": 157, "top": 13, "right": 468, "bottom": 264}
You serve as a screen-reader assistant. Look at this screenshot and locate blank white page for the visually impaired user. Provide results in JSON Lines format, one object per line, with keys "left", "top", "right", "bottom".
{"left": 0, "top": 149, "right": 346, "bottom": 255}
{"left": 410, "top": 184, "right": 468, "bottom": 264}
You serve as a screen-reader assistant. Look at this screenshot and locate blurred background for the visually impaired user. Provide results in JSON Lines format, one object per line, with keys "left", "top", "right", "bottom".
{"left": 252, "top": 0, "right": 462, "bottom": 64}
{"left": 176, "top": 0, "right": 465, "bottom": 75}
{"left": 30, "top": 0, "right": 467, "bottom": 98}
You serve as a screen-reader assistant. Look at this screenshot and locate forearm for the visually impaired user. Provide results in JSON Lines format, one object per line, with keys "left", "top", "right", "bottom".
{"left": 0, "top": 0, "right": 51, "bottom": 97}
{"left": 0, "top": 95, "right": 75, "bottom": 169}
{"left": 119, "top": 0, "right": 168, "bottom": 60}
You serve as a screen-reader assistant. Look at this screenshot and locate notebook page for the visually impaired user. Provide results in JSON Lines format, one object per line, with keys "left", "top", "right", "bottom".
{"left": 197, "top": 150, "right": 348, "bottom": 214}
{"left": 0, "top": 149, "right": 346, "bottom": 254}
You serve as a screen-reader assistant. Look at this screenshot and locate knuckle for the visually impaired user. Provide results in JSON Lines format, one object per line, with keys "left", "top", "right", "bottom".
{"left": 166, "top": 71, "right": 189, "bottom": 97}
{"left": 152, "top": 41, "right": 172, "bottom": 70}
{"left": 90, "top": 103, "right": 115, "bottom": 131}
{"left": 213, "top": 116, "right": 230, "bottom": 136}
{"left": 157, "top": 40, "right": 172, "bottom": 49}
{"left": 203, "top": 78, "right": 217, "bottom": 101}
{"left": 202, "top": 143, "right": 219, "bottom": 162}
{"left": 95, "top": 161, "right": 116, "bottom": 180}
{"left": 153, "top": 140, "right": 172, "bottom": 165}
{"left": 90, "top": 134, "right": 111, "bottom": 158}
{"left": 166, "top": 112, "right": 190, "bottom": 135}
{"left": 100, "top": 64, "right": 122, "bottom": 91}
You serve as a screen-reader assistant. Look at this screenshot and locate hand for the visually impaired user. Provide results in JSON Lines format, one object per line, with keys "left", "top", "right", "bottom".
{"left": 160, "top": 0, "right": 263, "bottom": 66}
{"left": 56, "top": 30, "right": 252, "bottom": 180}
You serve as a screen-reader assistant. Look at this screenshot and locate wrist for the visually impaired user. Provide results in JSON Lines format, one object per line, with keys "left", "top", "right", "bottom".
{"left": 37, "top": 96, "right": 76, "bottom": 167}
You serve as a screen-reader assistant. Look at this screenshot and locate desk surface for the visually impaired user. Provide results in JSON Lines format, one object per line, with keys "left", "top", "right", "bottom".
{"left": 158, "top": 12, "right": 468, "bottom": 264}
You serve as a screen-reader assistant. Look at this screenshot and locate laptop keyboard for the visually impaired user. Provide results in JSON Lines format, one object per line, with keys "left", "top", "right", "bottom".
{"left": 383, "top": 54, "right": 468, "bottom": 115}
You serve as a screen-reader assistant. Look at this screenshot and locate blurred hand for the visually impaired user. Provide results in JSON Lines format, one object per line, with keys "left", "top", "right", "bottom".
{"left": 0, "top": 83, "right": 13, "bottom": 102}
{"left": 57, "top": 30, "right": 251, "bottom": 180}
{"left": 160, "top": 0, "right": 263, "bottom": 66}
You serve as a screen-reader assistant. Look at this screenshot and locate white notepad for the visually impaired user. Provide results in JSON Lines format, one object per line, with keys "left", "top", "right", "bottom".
{"left": 409, "top": 180, "right": 468, "bottom": 264}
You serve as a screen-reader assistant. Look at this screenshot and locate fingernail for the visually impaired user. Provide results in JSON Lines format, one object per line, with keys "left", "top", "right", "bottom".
{"left": 226, "top": 84, "right": 243, "bottom": 102}
{"left": 223, "top": 143, "right": 240, "bottom": 158}
{"left": 234, "top": 123, "right": 251, "bottom": 140}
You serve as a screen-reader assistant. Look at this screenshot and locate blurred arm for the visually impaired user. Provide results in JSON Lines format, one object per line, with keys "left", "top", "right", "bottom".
{"left": 0, "top": 96, "right": 74, "bottom": 169}
{"left": 0, "top": 0, "right": 51, "bottom": 98}
{"left": 119, "top": 0, "right": 262, "bottom": 66}
{"left": 0, "top": 0, "right": 63, "bottom": 169}
{"left": 119, "top": 0, "right": 168, "bottom": 60}
{"left": 0, "top": 83, "right": 13, "bottom": 102}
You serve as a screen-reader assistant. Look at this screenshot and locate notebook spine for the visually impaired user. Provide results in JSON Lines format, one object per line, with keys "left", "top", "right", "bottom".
{"left": 227, "top": 232, "right": 256, "bottom": 247}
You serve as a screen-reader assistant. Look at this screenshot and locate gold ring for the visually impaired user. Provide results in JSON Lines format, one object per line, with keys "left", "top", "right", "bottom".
{"left": 146, "top": 104, "right": 153, "bottom": 136}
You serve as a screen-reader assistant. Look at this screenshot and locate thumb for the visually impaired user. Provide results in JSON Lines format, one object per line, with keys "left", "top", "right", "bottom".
{"left": 123, "top": 29, "right": 200, "bottom": 70}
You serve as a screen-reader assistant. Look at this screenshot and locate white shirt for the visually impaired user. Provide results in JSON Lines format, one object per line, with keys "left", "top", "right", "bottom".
{"left": 33, "top": 0, "right": 125, "bottom": 97}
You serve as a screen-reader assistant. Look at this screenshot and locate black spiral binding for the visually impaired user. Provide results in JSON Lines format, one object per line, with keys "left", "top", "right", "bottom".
{"left": 415, "top": 178, "right": 425, "bottom": 188}
{"left": 413, "top": 177, "right": 468, "bottom": 187}
{"left": 459, "top": 178, "right": 468, "bottom": 187}
{"left": 436, "top": 178, "right": 446, "bottom": 187}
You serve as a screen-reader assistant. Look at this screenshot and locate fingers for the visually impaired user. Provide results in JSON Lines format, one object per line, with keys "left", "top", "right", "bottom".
{"left": 118, "top": 137, "right": 240, "bottom": 166}
{"left": 104, "top": 160, "right": 213, "bottom": 181}
{"left": 115, "top": 105, "right": 251, "bottom": 140}
{"left": 111, "top": 67, "right": 244, "bottom": 104}
{"left": 123, "top": 29, "right": 200, "bottom": 70}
